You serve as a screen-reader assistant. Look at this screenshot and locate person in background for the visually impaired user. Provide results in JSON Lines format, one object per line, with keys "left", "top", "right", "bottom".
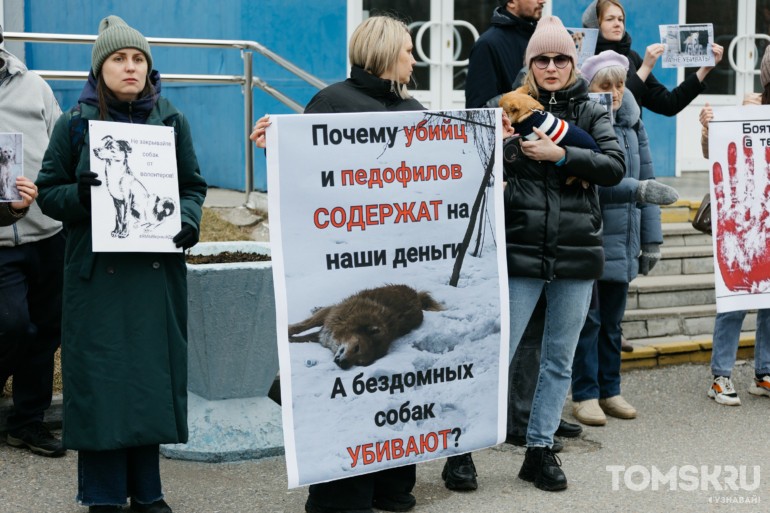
{"left": 582, "top": 0, "right": 723, "bottom": 116}
{"left": 465, "top": 0, "right": 546, "bottom": 109}
{"left": 36, "top": 16, "right": 206, "bottom": 513}
{"left": 0, "top": 22, "right": 65, "bottom": 459}
{"left": 503, "top": 16, "right": 624, "bottom": 491}
{"left": 697, "top": 46, "right": 770, "bottom": 407}
{"left": 571, "top": 50, "right": 680, "bottom": 426}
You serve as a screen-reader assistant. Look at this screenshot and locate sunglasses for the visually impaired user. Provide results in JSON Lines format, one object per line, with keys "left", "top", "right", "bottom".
{"left": 533, "top": 55, "right": 571, "bottom": 69}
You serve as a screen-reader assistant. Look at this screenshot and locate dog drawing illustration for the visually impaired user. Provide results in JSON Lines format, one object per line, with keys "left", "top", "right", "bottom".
{"left": 288, "top": 284, "right": 442, "bottom": 369}
{"left": 92, "top": 135, "right": 176, "bottom": 238}
{"left": 0, "top": 143, "right": 17, "bottom": 200}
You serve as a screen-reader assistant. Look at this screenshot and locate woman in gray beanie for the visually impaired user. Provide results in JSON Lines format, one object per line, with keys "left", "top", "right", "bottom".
{"left": 36, "top": 15, "right": 207, "bottom": 513}
{"left": 503, "top": 15, "right": 624, "bottom": 492}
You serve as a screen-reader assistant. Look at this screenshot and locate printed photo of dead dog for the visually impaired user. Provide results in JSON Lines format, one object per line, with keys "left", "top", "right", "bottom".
{"left": 288, "top": 284, "right": 442, "bottom": 369}
{"left": 0, "top": 134, "right": 22, "bottom": 202}
{"left": 92, "top": 135, "right": 177, "bottom": 238}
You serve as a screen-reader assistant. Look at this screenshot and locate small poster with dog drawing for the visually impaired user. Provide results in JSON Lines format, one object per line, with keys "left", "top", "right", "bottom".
{"left": 88, "top": 121, "right": 181, "bottom": 252}
{"left": 659, "top": 23, "right": 714, "bottom": 68}
{"left": 566, "top": 27, "right": 598, "bottom": 69}
{"left": 0, "top": 133, "right": 23, "bottom": 202}
{"left": 267, "top": 110, "right": 509, "bottom": 487}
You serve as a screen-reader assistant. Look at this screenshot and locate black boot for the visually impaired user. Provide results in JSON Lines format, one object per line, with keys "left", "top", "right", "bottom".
{"left": 518, "top": 447, "right": 567, "bottom": 491}
{"left": 441, "top": 453, "right": 478, "bottom": 490}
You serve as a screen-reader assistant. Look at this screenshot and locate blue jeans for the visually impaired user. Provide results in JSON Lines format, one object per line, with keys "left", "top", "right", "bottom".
{"left": 77, "top": 445, "right": 163, "bottom": 507}
{"left": 711, "top": 309, "right": 770, "bottom": 377}
{"left": 508, "top": 277, "right": 593, "bottom": 447}
{"left": 571, "top": 281, "right": 629, "bottom": 402}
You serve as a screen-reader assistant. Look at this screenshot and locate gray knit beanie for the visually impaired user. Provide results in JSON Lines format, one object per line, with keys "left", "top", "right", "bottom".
{"left": 582, "top": 1, "right": 599, "bottom": 29}
{"left": 762, "top": 46, "right": 770, "bottom": 88}
{"left": 91, "top": 15, "right": 152, "bottom": 75}
{"left": 524, "top": 16, "right": 578, "bottom": 68}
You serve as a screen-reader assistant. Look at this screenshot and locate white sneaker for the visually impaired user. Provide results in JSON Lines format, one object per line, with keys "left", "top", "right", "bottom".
{"left": 708, "top": 376, "right": 741, "bottom": 406}
{"left": 748, "top": 375, "right": 770, "bottom": 397}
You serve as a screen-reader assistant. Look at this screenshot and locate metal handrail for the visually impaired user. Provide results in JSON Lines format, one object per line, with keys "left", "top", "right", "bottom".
{"left": 3, "top": 31, "right": 328, "bottom": 201}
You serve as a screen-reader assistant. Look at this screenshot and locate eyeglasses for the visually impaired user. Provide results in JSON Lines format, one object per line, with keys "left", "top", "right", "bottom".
{"left": 533, "top": 55, "right": 571, "bottom": 70}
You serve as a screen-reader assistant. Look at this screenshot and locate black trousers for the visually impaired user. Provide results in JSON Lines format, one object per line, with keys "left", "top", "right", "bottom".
{"left": 0, "top": 232, "right": 64, "bottom": 430}
{"left": 307, "top": 465, "right": 416, "bottom": 510}
{"left": 507, "top": 291, "right": 546, "bottom": 439}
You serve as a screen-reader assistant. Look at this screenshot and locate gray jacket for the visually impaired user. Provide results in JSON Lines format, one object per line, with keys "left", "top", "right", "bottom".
{"left": 0, "top": 48, "right": 62, "bottom": 246}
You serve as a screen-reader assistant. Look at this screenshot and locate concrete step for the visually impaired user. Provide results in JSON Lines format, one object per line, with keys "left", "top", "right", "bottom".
{"left": 621, "top": 303, "right": 760, "bottom": 341}
{"left": 660, "top": 198, "right": 708, "bottom": 224}
{"left": 626, "top": 273, "right": 715, "bottom": 309}
{"left": 661, "top": 222, "right": 712, "bottom": 247}
{"left": 649, "top": 244, "right": 714, "bottom": 276}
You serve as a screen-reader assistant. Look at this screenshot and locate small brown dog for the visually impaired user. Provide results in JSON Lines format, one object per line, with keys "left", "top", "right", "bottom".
{"left": 289, "top": 284, "right": 442, "bottom": 369}
{"left": 499, "top": 88, "right": 589, "bottom": 188}
{"left": 499, "top": 86, "right": 544, "bottom": 124}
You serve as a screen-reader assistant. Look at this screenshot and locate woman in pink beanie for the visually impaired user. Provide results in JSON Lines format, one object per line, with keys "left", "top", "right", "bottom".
{"left": 503, "top": 15, "right": 624, "bottom": 492}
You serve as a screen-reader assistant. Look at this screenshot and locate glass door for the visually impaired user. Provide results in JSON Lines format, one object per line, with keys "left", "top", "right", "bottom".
{"left": 352, "top": 0, "right": 500, "bottom": 109}
{"left": 678, "top": 0, "right": 763, "bottom": 172}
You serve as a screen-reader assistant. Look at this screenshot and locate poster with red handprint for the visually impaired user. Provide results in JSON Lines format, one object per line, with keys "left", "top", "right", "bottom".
{"left": 709, "top": 105, "right": 770, "bottom": 312}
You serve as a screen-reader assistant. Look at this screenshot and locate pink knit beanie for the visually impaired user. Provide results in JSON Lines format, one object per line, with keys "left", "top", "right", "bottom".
{"left": 524, "top": 16, "right": 578, "bottom": 68}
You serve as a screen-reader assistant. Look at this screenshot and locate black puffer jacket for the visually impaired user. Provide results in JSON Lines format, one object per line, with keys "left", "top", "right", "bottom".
{"left": 305, "top": 66, "right": 424, "bottom": 113}
{"left": 503, "top": 78, "right": 625, "bottom": 281}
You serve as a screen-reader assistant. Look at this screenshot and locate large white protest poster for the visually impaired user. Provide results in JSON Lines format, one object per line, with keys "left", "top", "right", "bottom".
{"left": 659, "top": 23, "right": 715, "bottom": 68}
{"left": 708, "top": 105, "right": 770, "bottom": 312}
{"left": 267, "top": 109, "right": 509, "bottom": 487}
{"left": 88, "top": 121, "right": 181, "bottom": 252}
{"left": 0, "top": 133, "right": 23, "bottom": 202}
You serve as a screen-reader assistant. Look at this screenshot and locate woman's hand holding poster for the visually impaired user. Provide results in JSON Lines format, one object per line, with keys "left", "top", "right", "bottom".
{"left": 266, "top": 109, "right": 509, "bottom": 487}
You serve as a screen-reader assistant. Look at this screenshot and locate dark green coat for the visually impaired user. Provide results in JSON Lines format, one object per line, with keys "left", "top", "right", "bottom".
{"left": 36, "top": 98, "right": 206, "bottom": 450}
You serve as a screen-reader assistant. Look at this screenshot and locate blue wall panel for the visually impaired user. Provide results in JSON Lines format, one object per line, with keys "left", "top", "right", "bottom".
{"left": 24, "top": 0, "right": 348, "bottom": 190}
{"left": 555, "top": 1, "right": 681, "bottom": 177}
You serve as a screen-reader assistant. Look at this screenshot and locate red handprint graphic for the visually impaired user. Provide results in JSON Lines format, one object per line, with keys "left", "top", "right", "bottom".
{"left": 713, "top": 136, "right": 770, "bottom": 292}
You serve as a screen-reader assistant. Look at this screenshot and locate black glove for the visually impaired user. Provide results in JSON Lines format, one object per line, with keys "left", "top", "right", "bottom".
{"left": 173, "top": 222, "right": 198, "bottom": 250}
{"left": 77, "top": 170, "right": 101, "bottom": 209}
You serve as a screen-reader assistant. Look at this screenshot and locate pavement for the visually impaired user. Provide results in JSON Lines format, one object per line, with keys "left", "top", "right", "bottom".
{"left": 1, "top": 361, "right": 768, "bottom": 513}
{"left": 6, "top": 176, "right": 753, "bottom": 513}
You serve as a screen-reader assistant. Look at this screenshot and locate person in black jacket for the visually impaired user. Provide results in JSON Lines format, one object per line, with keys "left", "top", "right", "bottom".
{"left": 254, "top": 15, "right": 505, "bottom": 513}
{"left": 465, "top": 0, "right": 545, "bottom": 108}
{"left": 503, "top": 15, "right": 624, "bottom": 492}
{"left": 582, "top": 0, "right": 723, "bottom": 116}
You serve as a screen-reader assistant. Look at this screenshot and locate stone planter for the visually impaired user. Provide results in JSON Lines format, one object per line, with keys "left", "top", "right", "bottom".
{"left": 160, "top": 241, "right": 283, "bottom": 462}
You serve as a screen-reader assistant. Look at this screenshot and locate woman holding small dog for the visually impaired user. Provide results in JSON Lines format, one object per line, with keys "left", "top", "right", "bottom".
{"left": 570, "top": 51, "right": 680, "bottom": 427}
{"left": 36, "top": 16, "right": 206, "bottom": 513}
{"left": 502, "top": 15, "right": 624, "bottom": 491}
